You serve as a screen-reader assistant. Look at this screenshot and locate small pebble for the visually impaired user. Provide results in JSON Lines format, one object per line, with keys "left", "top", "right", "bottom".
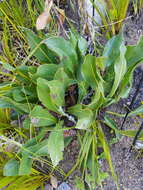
{"left": 135, "top": 141, "right": 143, "bottom": 149}
{"left": 57, "top": 182, "right": 71, "bottom": 190}
{"left": 44, "top": 184, "right": 53, "bottom": 190}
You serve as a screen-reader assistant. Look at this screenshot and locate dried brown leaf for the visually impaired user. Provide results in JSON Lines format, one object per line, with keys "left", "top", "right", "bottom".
{"left": 36, "top": 0, "right": 53, "bottom": 30}
{"left": 36, "top": 12, "right": 52, "bottom": 30}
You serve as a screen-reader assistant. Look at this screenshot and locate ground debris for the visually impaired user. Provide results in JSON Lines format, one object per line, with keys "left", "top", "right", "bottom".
{"left": 57, "top": 182, "right": 71, "bottom": 190}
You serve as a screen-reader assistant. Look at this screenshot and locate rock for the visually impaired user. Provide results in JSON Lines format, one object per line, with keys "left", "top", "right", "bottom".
{"left": 57, "top": 182, "right": 71, "bottom": 190}
{"left": 44, "top": 184, "right": 53, "bottom": 190}
{"left": 135, "top": 141, "right": 143, "bottom": 149}
{"left": 85, "top": 0, "right": 106, "bottom": 25}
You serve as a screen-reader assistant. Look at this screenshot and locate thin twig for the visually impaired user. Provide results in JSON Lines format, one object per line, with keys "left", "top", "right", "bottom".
{"left": 94, "top": 15, "right": 133, "bottom": 29}
{"left": 120, "top": 71, "right": 143, "bottom": 130}
{"left": 129, "top": 121, "right": 143, "bottom": 152}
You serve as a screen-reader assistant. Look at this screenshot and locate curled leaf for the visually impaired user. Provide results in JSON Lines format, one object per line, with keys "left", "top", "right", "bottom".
{"left": 36, "top": 0, "right": 53, "bottom": 30}
{"left": 36, "top": 11, "right": 52, "bottom": 30}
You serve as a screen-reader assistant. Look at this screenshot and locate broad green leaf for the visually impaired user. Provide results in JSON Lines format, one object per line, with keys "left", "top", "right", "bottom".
{"left": 118, "top": 36, "right": 143, "bottom": 98}
{"left": 34, "top": 140, "right": 49, "bottom": 156}
{"left": 69, "top": 31, "right": 78, "bottom": 49}
{"left": 22, "top": 140, "right": 49, "bottom": 158}
{"left": 128, "top": 104, "right": 143, "bottom": 116}
{"left": 104, "top": 115, "right": 120, "bottom": 139}
{"left": 25, "top": 139, "right": 49, "bottom": 157}
{"left": 54, "top": 67, "right": 74, "bottom": 87}
{"left": 103, "top": 32, "right": 123, "bottom": 67}
{"left": 126, "top": 36, "right": 143, "bottom": 66}
{"left": 16, "top": 65, "right": 36, "bottom": 77}
{"left": 19, "top": 140, "right": 49, "bottom": 175}
{"left": 12, "top": 87, "right": 26, "bottom": 102}
{"left": 119, "top": 130, "right": 143, "bottom": 140}
{"left": 117, "top": 69, "right": 133, "bottom": 99}
{"left": 33, "top": 64, "right": 59, "bottom": 81}
{"left": 30, "top": 105, "right": 57, "bottom": 127}
{"left": 15, "top": 138, "right": 49, "bottom": 175}
{"left": 64, "top": 137, "right": 73, "bottom": 147}
{"left": 68, "top": 104, "right": 83, "bottom": 113}
{"left": 37, "top": 78, "right": 65, "bottom": 111}
{"left": 0, "top": 62, "right": 15, "bottom": 71}
{"left": 37, "top": 78, "right": 57, "bottom": 112}
{"left": 82, "top": 55, "right": 97, "bottom": 89}
{"left": 23, "top": 129, "right": 45, "bottom": 148}
{"left": 16, "top": 65, "right": 34, "bottom": 83}
{"left": 24, "top": 28, "right": 57, "bottom": 63}
{"left": 78, "top": 36, "right": 88, "bottom": 56}
{"left": 47, "top": 80, "right": 65, "bottom": 108}
{"left": 11, "top": 86, "right": 37, "bottom": 103}
{"left": 70, "top": 108, "right": 93, "bottom": 129}
{"left": 103, "top": 32, "right": 124, "bottom": 96}
{"left": 96, "top": 57, "right": 106, "bottom": 71}
{"left": 78, "top": 81, "right": 87, "bottom": 103}
{"left": 87, "top": 89, "right": 105, "bottom": 110}
{"left": 3, "top": 159, "right": 19, "bottom": 176}
{"left": 104, "top": 116, "right": 119, "bottom": 131}
{"left": 109, "top": 44, "right": 127, "bottom": 97}
{"left": 117, "top": 64, "right": 141, "bottom": 99}
{"left": 0, "top": 97, "right": 32, "bottom": 113}
{"left": 47, "top": 123, "right": 64, "bottom": 166}
{"left": 82, "top": 55, "right": 104, "bottom": 92}
{"left": 44, "top": 37, "right": 78, "bottom": 75}
{"left": 19, "top": 152, "right": 32, "bottom": 175}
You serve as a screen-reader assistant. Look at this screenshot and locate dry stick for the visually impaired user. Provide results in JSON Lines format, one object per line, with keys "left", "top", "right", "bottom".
{"left": 129, "top": 121, "right": 143, "bottom": 152}
{"left": 94, "top": 15, "right": 133, "bottom": 29}
{"left": 120, "top": 71, "right": 143, "bottom": 130}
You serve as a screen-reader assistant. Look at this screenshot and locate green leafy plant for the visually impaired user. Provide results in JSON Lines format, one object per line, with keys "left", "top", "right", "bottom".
{"left": 0, "top": 151, "right": 50, "bottom": 190}
{"left": 1, "top": 29, "right": 143, "bottom": 189}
